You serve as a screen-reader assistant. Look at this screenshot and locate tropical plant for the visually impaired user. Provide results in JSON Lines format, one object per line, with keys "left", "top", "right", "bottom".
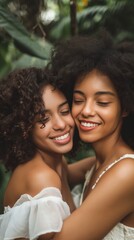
{"left": 0, "top": 0, "right": 134, "bottom": 77}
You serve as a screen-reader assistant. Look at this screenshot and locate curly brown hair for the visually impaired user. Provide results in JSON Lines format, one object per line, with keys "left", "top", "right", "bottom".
{"left": 0, "top": 67, "right": 55, "bottom": 171}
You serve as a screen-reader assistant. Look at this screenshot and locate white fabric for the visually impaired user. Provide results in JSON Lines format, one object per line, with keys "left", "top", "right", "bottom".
{"left": 71, "top": 184, "right": 82, "bottom": 208}
{"left": 0, "top": 187, "right": 70, "bottom": 240}
{"left": 103, "top": 223, "right": 134, "bottom": 240}
{"left": 81, "top": 154, "right": 134, "bottom": 239}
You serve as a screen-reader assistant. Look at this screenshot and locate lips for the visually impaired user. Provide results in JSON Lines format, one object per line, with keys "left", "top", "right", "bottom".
{"left": 50, "top": 131, "right": 72, "bottom": 145}
{"left": 81, "top": 122, "right": 98, "bottom": 128}
{"left": 79, "top": 120, "right": 100, "bottom": 131}
{"left": 54, "top": 132, "right": 69, "bottom": 141}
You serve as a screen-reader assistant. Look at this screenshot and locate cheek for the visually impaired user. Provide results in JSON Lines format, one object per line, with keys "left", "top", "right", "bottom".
{"left": 72, "top": 104, "right": 78, "bottom": 118}
{"left": 68, "top": 116, "right": 75, "bottom": 127}
{"left": 102, "top": 107, "right": 121, "bottom": 124}
{"left": 32, "top": 126, "right": 48, "bottom": 141}
{"left": 72, "top": 107, "right": 79, "bottom": 121}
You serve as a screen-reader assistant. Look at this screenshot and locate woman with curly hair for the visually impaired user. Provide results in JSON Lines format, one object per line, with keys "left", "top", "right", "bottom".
{"left": 0, "top": 67, "right": 94, "bottom": 239}
{"left": 50, "top": 31, "right": 134, "bottom": 240}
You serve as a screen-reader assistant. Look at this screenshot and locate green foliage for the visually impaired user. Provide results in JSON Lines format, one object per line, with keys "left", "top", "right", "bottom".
{"left": 0, "top": 5, "right": 52, "bottom": 59}
{"left": 0, "top": 0, "right": 134, "bottom": 77}
{"left": 67, "top": 144, "right": 95, "bottom": 164}
{"left": 0, "top": 2, "right": 53, "bottom": 78}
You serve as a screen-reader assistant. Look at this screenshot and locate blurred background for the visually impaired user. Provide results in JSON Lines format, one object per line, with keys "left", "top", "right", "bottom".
{"left": 0, "top": 0, "right": 134, "bottom": 213}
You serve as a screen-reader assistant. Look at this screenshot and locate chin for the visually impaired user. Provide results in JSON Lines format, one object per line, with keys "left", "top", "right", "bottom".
{"left": 60, "top": 143, "right": 73, "bottom": 154}
{"left": 79, "top": 135, "right": 93, "bottom": 143}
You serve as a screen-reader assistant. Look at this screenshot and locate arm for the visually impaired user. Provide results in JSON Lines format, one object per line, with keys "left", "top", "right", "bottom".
{"left": 52, "top": 159, "right": 134, "bottom": 240}
{"left": 66, "top": 156, "right": 96, "bottom": 188}
{"left": 38, "top": 232, "right": 55, "bottom": 240}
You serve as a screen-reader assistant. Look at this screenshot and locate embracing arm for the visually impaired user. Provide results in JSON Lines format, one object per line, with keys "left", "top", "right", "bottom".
{"left": 52, "top": 159, "right": 134, "bottom": 240}
{"left": 66, "top": 156, "right": 96, "bottom": 188}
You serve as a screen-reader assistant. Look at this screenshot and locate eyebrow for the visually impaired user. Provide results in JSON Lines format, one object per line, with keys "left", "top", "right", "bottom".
{"left": 58, "top": 100, "right": 68, "bottom": 108}
{"left": 73, "top": 90, "right": 115, "bottom": 97}
{"left": 96, "top": 91, "right": 115, "bottom": 96}
{"left": 44, "top": 100, "right": 68, "bottom": 113}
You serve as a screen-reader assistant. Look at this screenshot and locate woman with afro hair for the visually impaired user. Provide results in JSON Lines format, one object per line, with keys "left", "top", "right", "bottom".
{"left": 50, "top": 30, "right": 134, "bottom": 240}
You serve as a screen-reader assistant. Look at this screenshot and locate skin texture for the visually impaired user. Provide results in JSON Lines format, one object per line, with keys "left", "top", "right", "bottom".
{"left": 52, "top": 70, "right": 134, "bottom": 240}
{"left": 3, "top": 83, "right": 94, "bottom": 240}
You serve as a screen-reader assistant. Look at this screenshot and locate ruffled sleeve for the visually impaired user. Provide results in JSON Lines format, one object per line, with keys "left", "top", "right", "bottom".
{"left": 0, "top": 187, "right": 70, "bottom": 240}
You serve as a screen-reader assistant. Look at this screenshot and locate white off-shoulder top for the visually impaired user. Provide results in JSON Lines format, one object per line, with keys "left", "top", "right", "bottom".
{"left": 80, "top": 154, "right": 134, "bottom": 240}
{"left": 0, "top": 187, "right": 70, "bottom": 240}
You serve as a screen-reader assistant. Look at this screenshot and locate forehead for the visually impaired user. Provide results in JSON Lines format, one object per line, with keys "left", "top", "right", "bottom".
{"left": 42, "top": 84, "right": 66, "bottom": 106}
{"left": 74, "top": 70, "right": 116, "bottom": 93}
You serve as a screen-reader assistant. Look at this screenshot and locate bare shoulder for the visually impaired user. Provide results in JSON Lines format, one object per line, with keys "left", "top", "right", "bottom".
{"left": 113, "top": 157, "right": 134, "bottom": 182}
{"left": 96, "top": 156, "right": 134, "bottom": 200}
{"left": 25, "top": 163, "right": 62, "bottom": 196}
{"left": 4, "top": 161, "right": 61, "bottom": 206}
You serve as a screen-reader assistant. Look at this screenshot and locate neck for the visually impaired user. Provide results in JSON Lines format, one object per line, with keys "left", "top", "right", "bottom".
{"left": 92, "top": 135, "right": 129, "bottom": 166}
{"left": 37, "top": 149, "right": 63, "bottom": 171}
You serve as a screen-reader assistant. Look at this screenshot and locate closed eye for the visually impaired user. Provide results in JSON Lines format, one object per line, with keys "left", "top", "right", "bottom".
{"left": 61, "top": 109, "right": 70, "bottom": 115}
{"left": 97, "top": 102, "right": 111, "bottom": 106}
{"left": 73, "top": 99, "right": 84, "bottom": 104}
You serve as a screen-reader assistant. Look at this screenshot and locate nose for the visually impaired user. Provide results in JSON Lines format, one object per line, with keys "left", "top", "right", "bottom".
{"left": 81, "top": 100, "right": 95, "bottom": 117}
{"left": 53, "top": 115, "right": 66, "bottom": 130}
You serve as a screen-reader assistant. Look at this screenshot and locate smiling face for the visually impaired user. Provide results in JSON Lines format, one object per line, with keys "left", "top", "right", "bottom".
{"left": 72, "top": 70, "right": 123, "bottom": 145}
{"left": 32, "top": 85, "right": 74, "bottom": 156}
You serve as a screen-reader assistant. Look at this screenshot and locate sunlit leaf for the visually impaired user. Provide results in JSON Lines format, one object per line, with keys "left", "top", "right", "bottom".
{"left": 12, "top": 54, "right": 48, "bottom": 70}
{"left": 0, "top": 5, "right": 52, "bottom": 59}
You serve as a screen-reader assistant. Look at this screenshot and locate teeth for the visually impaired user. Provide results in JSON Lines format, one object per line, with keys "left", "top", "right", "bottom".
{"left": 54, "top": 133, "right": 69, "bottom": 140}
{"left": 81, "top": 122, "right": 98, "bottom": 127}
